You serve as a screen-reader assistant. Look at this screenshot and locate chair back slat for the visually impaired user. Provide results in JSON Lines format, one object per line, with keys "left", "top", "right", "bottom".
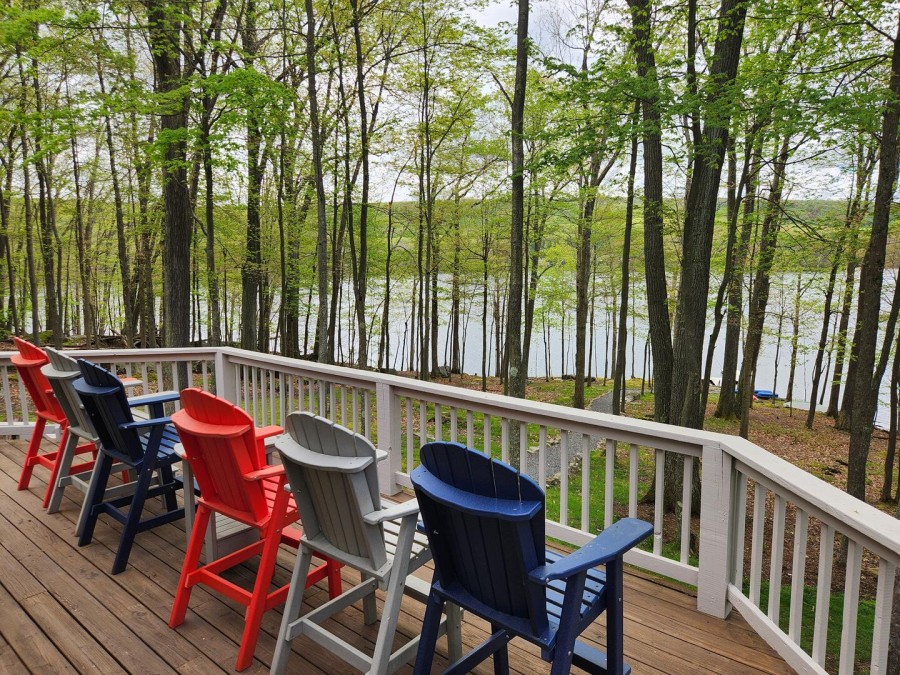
{"left": 278, "top": 412, "right": 386, "bottom": 568}
{"left": 415, "top": 442, "right": 547, "bottom": 627}
{"left": 171, "top": 388, "right": 271, "bottom": 523}
{"left": 75, "top": 359, "right": 143, "bottom": 463}
{"left": 42, "top": 347, "right": 96, "bottom": 441}
{"left": 12, "top": 337, "right": 63, "bottom": 421}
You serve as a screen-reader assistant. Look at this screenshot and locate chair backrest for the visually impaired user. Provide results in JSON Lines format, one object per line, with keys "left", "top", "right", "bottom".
{"left": 74, "top": 359, "right": 143, "bottom": 463}
{"left": 277, "top": 412, "right": 386, "bottom": 569}
{"left": 42, "top": 347, "right": 96, "bottom": 441}
{"left": 12, "top": 336, "right": 64, "bottom": 421}
{"left": 171, "top": 388, "right": 272, "bottom": 523}
{"left": 412, "top": 442, "right": 548, "bottom": 634}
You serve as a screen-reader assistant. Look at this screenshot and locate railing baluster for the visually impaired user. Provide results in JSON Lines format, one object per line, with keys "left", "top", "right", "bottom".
{"left": 419, "top": 402, "right": 427, "bottom": 447}
{"left": 768, "top": 495, "right": 786, "bottom": 623}
{"left": 341, "top": 386, "right": 347, "bottom": 427}
{"left": 520, "top": 422, "right": 527, "bottom": 475}
{"left": 732, "top": 474, "right": 748, "bottom": 587}
{"left": 538, "top": 426, "right": 547, "bottom": 490}
{"left": 3, "top": 366, "right": 15, "bottom": 424}
{"left": 17, "top": 370, "right": 28, "bottom": 423}
{"left": 838, "top": 539, "right": 862, "bottom": 674}
{"left": 680, "top": 456, "right": 693, "bottom": 564}
{"left": 788, "top": 508, "right": 808, "bottom": 643}
{"left": 318, "top": 380, "right": 326, "bottom": 417}
{"left": 484, "top": 414, "right": 491, "bottom": 457}
{"left": 141, "top": 363, "right": 149, "bottom": 394}
{"left": 653, "top": 449, "right": 664, "bottom": 556}
{"left": 363, "top": 390, "right": 371, "bottom": 439}
{"left": 466, "top": 411, "right": 473, "bottom": 448}
{"left": 435, "top": 404, "right": 442, "bottom": 442}
{"left": 812, "top": 523, "right": 834, "bottom": 666}
{"left": 560, "top": 430, "right": 569, "bottom": 527}
{"left": 580, "top": 433, "right": 590, "bottom": 531}
{"left": 501, "top": 418, "right": 509, "bottom": 464}
{"left": 871, "top": 559, "right": 897, "bottom": 675}
{"left": 269, "top": 371, "right": 276, "bottom": 425}
{"left": 398, "top": 397, "right": 409, "bottom": 471}
{"left": 628, "top": 443, "right": 638, "bottom": 519}
{"left": 749, "top": 482, "right": 767, "bottom": 606}
{"left": 279, "top": 373, "right": 286, "bottom": 426}
{"left": 251, "top": 367, "right": 259, "bottom": 423}
{"left": 329, "top": 384, "right": 336, "bottom": 422}
{"left": 202, "top": 361, "right": 209, "bottom": 391}
{"left": 353, "top": 388, "right": 359, "bottom": 430}
{"left": 450, "top": 407, "right": 458, "bottom": 443}
{"left": 155, "top": 362, "right": 163, "bottom": 395}
{"left": 605, "top": 439, "right": 615, "bottom": 529}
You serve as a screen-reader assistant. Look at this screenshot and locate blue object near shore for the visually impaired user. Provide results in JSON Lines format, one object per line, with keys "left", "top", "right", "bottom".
{"left": 754, "top": 389, "right": 779, "bottom": 400}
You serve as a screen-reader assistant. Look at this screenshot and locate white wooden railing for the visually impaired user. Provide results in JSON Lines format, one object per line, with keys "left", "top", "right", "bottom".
{"left": 1, "top": 345, "right": 897, "bottom": 674}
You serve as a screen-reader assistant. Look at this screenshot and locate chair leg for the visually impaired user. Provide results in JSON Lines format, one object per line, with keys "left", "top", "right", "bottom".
{"left": 412, "top": 590, "right": 445, "bottom": 675}
{"left": 446, "top": 603, "right": 463, "bottom": 662}
{"left": 158, "top": 462, "right": 179, "bottom": 512}
{"left": 18, "top": 417, "right": 47, "bottom": 490}
{"left": 169, "top": 504, "right": 212, "bottom": 628}
{"left": 111, "top": 464, "right": 156, "bottom": 574}
{"left": 491, "top": 624, "right": 509, "bottom": 675}
{"left": 42, "top": 426, "right": 71, "bottom": 508}
{"left": 549, "top": 571, "right": 588, "bottom": 675}
{"left": 78, "top": 452, "right": 114, "bottom": 546}
{"left": 605, "top": 559, "right": 625, "bottom": 675}
{"left": 326, "top": 558, "right": 342, "bottom": 598}
{"left": 235, "top": 521, "right": 284, "bottom": 671}
{"left": 271, "top": 546, "right": 314, "bottom": 675}
{"left": 370, "top": 515, "right": 417, "bottom": 675}
{"left": 361, "top": 571, "right": 377, "bottom": 625}
{"left": 46, "top": 430, "right": 79, "bottom": 513}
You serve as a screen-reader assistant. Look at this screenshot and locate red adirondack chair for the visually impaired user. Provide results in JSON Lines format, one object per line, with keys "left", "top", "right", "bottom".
{"left": 12, "top": 337, "right": 96, "bottom": 508}
{"left": 169, "top": 388, "right": 342, "bottom": 672}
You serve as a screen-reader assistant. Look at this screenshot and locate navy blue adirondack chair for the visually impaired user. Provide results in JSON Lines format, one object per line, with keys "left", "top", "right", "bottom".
{"left": 74, "top": 359, "right": 186, "bottom": 574}
{"left": 411, "top": 442, "right": 653, "bottom": 675}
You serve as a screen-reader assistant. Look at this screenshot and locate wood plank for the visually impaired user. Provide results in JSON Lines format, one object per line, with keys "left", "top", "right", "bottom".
{"left": 0, "top": 635, "right": 30, "bottom": 675}
{"left": 0, "top": 582, "right": 78, "bottom": 674}
{"left": 0, "top": 437, "right": 793, "bottom": 675}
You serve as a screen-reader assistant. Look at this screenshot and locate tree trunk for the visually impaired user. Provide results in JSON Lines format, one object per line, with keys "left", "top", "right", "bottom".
{"left": 614, "top": 112, "right": 639, "bottom": 415}
{"left": 506, "top": 0, "right": 529, "bottom": 415}
{"left": 145, "top": 0, "right": 192, "bottom": 350}
{"left": 670, "top": 0, "right": 747, "bottom": 430}
{"left": 738, "top": 134, "right": 791, "bottom": 439}
{"left": 305, "top": 0, "right": 330, "bottom": 363}
{"left": 845, "top": 15, "right": 900, "bottom": 502}
{"left": 628, "top": 0, "right": 673, "bottom": 424}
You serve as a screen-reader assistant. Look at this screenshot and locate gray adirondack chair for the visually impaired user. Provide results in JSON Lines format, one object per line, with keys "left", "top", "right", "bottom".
{"left": 272, "top": 412, "right": 461, "bottom": 675}
{"left": 40, "top": 347, "right": 100, "bottom": 524}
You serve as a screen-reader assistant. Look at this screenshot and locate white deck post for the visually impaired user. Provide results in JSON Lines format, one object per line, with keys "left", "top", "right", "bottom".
{"left": 214, "top": 350, "right": 238, "bottom": 403}
{"left": 376, "top": 381, "right": 402, "bottom": 495}
{"left": 697, "top": 442, "right": 733, "bottom": 618}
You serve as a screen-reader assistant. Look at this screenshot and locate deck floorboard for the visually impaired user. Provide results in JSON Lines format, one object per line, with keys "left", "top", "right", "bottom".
{"left": 0, "top": 437, "right": 792, "bottom": 674}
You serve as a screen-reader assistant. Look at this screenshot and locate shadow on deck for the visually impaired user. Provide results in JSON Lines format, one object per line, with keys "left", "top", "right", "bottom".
{"left": 0, "top": 437, "right": 791, "bottom": 674}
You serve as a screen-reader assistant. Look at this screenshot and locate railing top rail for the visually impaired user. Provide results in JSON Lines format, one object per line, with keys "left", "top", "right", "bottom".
{"left": 0, "top": 347, "right": 220, "bottom": 362}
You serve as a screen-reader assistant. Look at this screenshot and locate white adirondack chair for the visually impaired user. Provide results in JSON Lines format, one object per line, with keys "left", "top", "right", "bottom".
{"left": 272, "top": 412, "right": 461, "bottom": 675}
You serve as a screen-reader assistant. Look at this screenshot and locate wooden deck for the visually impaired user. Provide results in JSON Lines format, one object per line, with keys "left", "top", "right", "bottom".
{"left": 0, "top": 437, "right": 792, "bottom": 674}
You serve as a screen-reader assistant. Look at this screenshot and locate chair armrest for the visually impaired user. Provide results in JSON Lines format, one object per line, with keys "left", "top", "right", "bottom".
{"left": 363, "top": 499, "right": 419, "bottom": 525}
{"left": 119, "top": 416, "right": 172, "bottom": 431}
{"left": 243, "top": 464, "right": 285, "bottom": 482}
{"left": 529, "top": 518, "right": 652, "bottom": 583}
{"left": 256, "top": 425, "right": 283, "bottom": 441}
{"left": 412, "top": 467, "right": 542, "bottom": 521}
{"left": 127, "top": 391, "right": 180, "bottom": 407}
